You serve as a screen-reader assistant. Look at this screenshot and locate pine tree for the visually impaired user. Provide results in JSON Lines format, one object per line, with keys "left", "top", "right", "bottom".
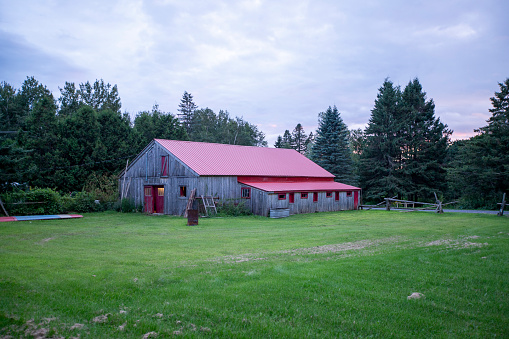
{"left": 447, "top": 78, "right": 509, "bottom": 207}
{"left": 19, "top": 93, "right": 60, "bottom": 188}
{"left": 274, "top": 135, "right": 284, "bottom": 148}
{"left": 177, "top": 91, "right": 198, "bottom": 133}
{"left": 311, "top": 105, "right": 355, "bottom": 185}
{"left": 399, "top": 78, "right": 451, "bottom": 201}
{"left": 291, "top": 123, "right": 308, "bottom": 154}
{"left": 360, "top": 79, "right": 404, "bottom": 201}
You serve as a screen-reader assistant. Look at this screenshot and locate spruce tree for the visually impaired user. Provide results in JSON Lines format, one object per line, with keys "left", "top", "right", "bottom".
{"left": 447, "top": 78, "right": 509, "bottom": 207}
{"left": 400, "top": 78, "right": 451, "bottom": 200}
{"left": 360, "top": 79, "right": 404, "bottom": 201}
{"left": 311, "top": 105, "right": 355, "bottom": 185}
{"left": 291, "top": 123, "right": 309, "bottom": 154}
{"left": 177, "top": 91, "right": 198, "bottom": 134}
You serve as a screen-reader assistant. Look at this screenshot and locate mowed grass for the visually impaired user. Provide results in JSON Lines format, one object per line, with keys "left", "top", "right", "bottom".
{"left": 0, "top": 211, "right": 508, "bottom": 338}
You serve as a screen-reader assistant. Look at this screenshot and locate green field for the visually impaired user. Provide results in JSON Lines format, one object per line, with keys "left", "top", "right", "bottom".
{"left": 0, "top": 211, "right": 508, "bottom": 338}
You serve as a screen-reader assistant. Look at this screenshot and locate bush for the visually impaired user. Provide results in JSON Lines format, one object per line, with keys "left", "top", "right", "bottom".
{"left": 216, "top": 199, "right": 252, "bottom": 217}
{"left": 113, "top": 198, "right": 141, "bottom": 213}
{"left": 83, "top": 172, "right": 119, "bottom": 203}
{"left": 70, "top": 191, "right": 103, "bottom": 213}
{"left": 0, "top": 188, "right": 63, "bottom": 216}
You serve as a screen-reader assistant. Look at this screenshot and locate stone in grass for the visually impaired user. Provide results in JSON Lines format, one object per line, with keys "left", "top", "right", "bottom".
{"left": 143, "top": 331, "right": 158, "bottom": 338}
{"left": 92, "top": 314, "right": 111, "bottom": 323}
{"left": 70, "top": 323, "right": 84, "bottom": 330}
{"left": 407, "top": 292, "right": 424, "bottom": 300}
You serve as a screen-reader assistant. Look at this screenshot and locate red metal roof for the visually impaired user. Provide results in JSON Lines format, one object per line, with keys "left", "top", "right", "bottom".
{"left": 238, "top": 180, "right": 360, "bottom": 192}
{"left": 155, "top": 139, "right": 335, "bottom": 177}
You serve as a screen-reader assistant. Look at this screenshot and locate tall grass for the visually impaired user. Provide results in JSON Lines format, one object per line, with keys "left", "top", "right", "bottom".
{"left": 0, "top": 211, "right": 507, "bottom": 337}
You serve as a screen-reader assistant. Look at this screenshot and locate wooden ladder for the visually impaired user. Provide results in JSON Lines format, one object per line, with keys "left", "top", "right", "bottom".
{"left": 183, "top": 188, "right": 197, "bottom": 217}
{"left": 201, "top": 195, "right": 217, "bottom": 216}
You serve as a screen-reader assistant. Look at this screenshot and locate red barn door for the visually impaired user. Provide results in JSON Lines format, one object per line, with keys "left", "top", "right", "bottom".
{"left": 354, "top": 191, "right": 359, "bottom": 210}
{"left": 144, "top": 186, "right": 154, "bottom": 213}
{"left": 155, "top": 186, "right": 164, "bottom": 213}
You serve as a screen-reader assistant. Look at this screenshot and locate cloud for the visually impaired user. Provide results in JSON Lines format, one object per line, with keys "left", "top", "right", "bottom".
{"left": 0, "top": 0, "right": 507, "bottom": 146}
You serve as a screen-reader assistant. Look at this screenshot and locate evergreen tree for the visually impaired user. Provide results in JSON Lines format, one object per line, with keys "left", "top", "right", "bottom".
{"left": 360, "top": 79, "right": 404, "bottom": 201}
{"left": 311, "top": 105, "right": 355, "bottom": 185}
{"left": 134, "top": 105, "right": 187, "bottom": 147}
{"left": 58, "top": 79, "right": 122, "bottom": 115}
{"left": 274, "top": 135, "right": 284, "bottom": 148}
{"left": 58, "top": 105, "right": 102, "bottom": 191}
{"left": 0, "top": 81, "right": 23, "bottom": 131}
{"left": 18, "top": 93, "right": 60, "bottom": 188}
{"left": 291, "top": 123, "right": 308, "bottom": 154}
{"left": 177, "top": 91, "right": 198, "bottom": 133}
{"left": 447, "top": 78, "right": 509, "bottom": 207}
{"left": 399, "top": 78, "right": 451, "bottom": 200}
{"left": 281, "top": 130, "right": 293, "bottom": 148}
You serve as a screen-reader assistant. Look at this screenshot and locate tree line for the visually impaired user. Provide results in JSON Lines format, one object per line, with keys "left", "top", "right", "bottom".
{"left": 0, "top": 77, "right": 266, "bottom": 194}
{"left": 1, "top": 76, "right": 507, "bottom": 208}
{"left": 274, "top": 78, "right": 508, "bottom": 208}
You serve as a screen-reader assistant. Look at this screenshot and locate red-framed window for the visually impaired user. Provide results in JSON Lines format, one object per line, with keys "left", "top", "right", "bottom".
{"left": 347, "top": 191, "right": 352, "bottom": 197}
{"left": 158, "top": 187, "right": 164, "bottom": 196}
{"left": 335, "top": 191, "right": 340, "bottom": 201}
{"left": 278, "top": 193, "right": 286, "bottom": 200}
{"left": 326, "top": 192, "right": 332, "bottom": 198}
{"left": 241, "top": 187, "right": 251, "bottom": 199}
{"left": 179, "top": 186, "right": 187, "bottom": 197}
{"left": 144, "top": 187, "right": 152, "bottom": 196}
{"left": 313, "top": 192, "right": 318, "bottom": 202}
{"left": 161, "top": 155, "right": 169, "bottom": 177}
{"left": 289, "top": 193, "right": 295, "bottom": 204}
{"left": 301, "top": 193, "right": 308, "bottom": 199}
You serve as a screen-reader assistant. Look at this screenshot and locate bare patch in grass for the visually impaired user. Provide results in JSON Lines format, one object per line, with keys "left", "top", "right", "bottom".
{"left": 211, "top": 237, "right": 401, "bottom": 264}
{"left": 282, "top": 237, "right": 400, "bottom": 255}
{"left": 424, "top": 236, "right": 488, "bottom": 249}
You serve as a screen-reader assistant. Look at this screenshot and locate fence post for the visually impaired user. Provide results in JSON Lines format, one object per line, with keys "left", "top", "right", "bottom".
{"left": 498, "top": 193, "right": 506, "bottom": 217}
{"left": 386, "top": 199, "right": 391, "bottom": 211}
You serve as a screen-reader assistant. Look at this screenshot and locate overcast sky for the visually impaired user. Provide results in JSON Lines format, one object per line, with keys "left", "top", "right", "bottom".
{"left": 1, "top": 0, "right": 508, "bottom": 145}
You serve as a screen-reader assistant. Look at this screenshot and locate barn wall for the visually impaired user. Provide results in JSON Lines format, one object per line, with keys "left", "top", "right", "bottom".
{"left": 261, "top": 191, "right": 357, "bottom": 216}
{"left": 120, "top": 141, "right": 360, "bottom": 216}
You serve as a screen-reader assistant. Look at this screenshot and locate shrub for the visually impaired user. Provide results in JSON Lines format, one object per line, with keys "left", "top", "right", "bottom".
{"left": 216, "top": 199, "right": 252, "bottom": 217}
{"left": 113, "top": 198, "right": 140, "bottom": 213}
{"left": 0, "top": 188, "right": 63, "bottom": 216}
{"left": 83, "top": 172, "right": 119, "bottom": 203}
{"left": 70, "top": 191, "right": 102, "bottom": 213}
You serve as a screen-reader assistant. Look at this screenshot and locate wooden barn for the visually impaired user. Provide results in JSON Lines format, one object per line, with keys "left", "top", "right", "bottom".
{"left": 120, "top": 139, "right": 361, "bottom": 217}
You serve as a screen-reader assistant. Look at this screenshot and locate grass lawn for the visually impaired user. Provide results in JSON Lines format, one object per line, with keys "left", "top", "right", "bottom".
{"left": 0, "top": 211, "right": 508, "bottom": 338}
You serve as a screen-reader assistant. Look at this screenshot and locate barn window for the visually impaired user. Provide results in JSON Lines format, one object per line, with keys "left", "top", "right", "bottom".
{"left": 301, "top": 193, "right": 308, "bottom": 199}
{"left": 161, "top": 156, "right": 169, "bottom": 177}
{"left": 289, "top": 193, "right": 295, "bottom": 203}
{"left": 144, "top": 187, "right": 152, "bottom": 196}
{"left": 313, "top": 192, "right": 318, "bottom": 202}
{"left": 179, "top": 186, "right": 187, "bottom": 197}
{"left": 335, "top": 191, "right": 340, "bottom": 201}
{"left": 241, "top": 187, "right": 251, "bottom": 199}
{"left": 158, "top": 187, "right": 164, "bottom": 196}
{"left": 278, "top": 193, "right": 286, "bottom": 200}
{"left": 347, "top": 191, "right": 352, "bottom": 197}
{"left": 326, "top": 192, "right": 332, "bottom": 198}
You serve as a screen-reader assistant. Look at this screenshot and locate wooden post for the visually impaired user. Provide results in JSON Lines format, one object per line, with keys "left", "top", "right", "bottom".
{"left": 0, "top": 197, "right": 9, "bottom": 217}
{"left": 386, "top": 199, "right": 391, "bottom": 211}
{"left": 498, "top": 193, "right": 506, "bottom": 217}
{"left": 434, "top": 192, "right": 443, "bottom": 214}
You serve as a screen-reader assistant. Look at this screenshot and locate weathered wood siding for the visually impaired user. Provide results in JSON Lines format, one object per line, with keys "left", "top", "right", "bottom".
{"left": 257, "top": 191, "right": 356, "bottom": 216}
{"left": 121, "top": 140, "right": 359, "bottom": 216}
